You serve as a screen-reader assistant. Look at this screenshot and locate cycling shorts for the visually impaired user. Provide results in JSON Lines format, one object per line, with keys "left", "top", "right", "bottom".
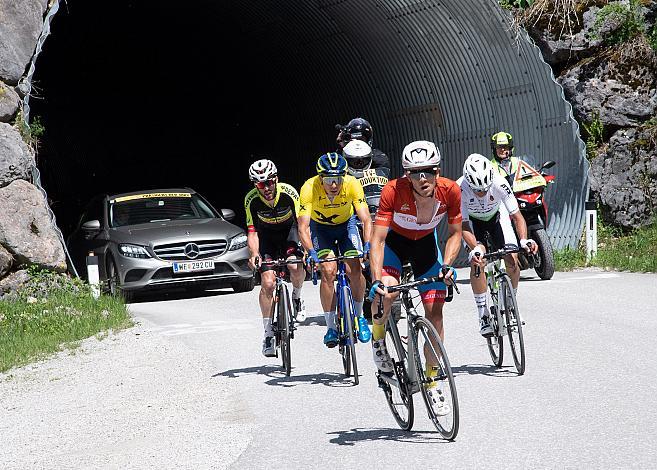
{"left": 310, "top": 217, "right": 363, "bottom": 257}
{"left": 382, "top": 229, "right": 447, "bottom": 304}
{"left": 469, "top": 209, "right": 517, "bottom": 252}
{"left": 259, "top": 224, "right": 303, "bottom": 272}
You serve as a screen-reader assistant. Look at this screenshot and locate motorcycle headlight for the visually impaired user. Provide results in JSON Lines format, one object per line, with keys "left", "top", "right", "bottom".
{"left": 228, "top": 233, "right": 248, "bottom": 251}
{"left": 119, "top": 244, "right": 152, "bottom": 259}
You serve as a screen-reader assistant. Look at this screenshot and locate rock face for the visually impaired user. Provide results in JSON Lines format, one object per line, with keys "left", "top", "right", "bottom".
{"left": 590, "top": 126, "right": 657, "bottom": 228}
{"left": 0, "top": 122, "right": 34, "bottom": 187}
{"left": 0, "top": 0, "right": 49, "bottom": 85}
{"left": 0, "top": 81, "right": 20, "bottom": 122}
{"left": 0, "top": 244, "right": 12, "bottom": 277}
{"left": 0, "top": 179, "right": 67, "bottom": 272}
{"left": 0, "top": 269, "right": 29, "bottom": 296}
{"left": 522, "top": 1, "right": 657, "bottom": 229}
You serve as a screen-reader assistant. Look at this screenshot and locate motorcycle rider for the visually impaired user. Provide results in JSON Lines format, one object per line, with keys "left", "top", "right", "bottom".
{"left": 335, "top": 117, "right": 391, "bottom": 170}
{"left": 490, "top": 131, "right": 520, "bottom": 187}
{"left": 458, "top": 154, "right": 537, "bottom": 336}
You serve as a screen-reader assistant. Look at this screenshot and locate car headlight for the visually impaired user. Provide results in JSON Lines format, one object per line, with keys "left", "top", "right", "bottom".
{"left": 119, "top": 244, "right": 152, "bottom": 259}
{"left": 228, "top": 233, "right": 248, "bottom": 251}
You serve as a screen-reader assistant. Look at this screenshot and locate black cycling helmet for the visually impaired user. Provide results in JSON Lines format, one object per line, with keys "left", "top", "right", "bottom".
{"left": 336, "top": 117, "right": 374, "bottom": 147}
{"left": 491, "top": 131, "right": 514, "bottom": 161}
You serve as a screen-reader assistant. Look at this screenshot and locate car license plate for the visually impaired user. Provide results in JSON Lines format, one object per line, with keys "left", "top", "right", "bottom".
{"left": 172, "top": 260, "right": 215, "bottom": 273}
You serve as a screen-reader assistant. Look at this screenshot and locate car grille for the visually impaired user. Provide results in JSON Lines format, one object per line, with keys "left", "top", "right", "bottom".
{"left": 151, "top": 262, "right": 233, "bottom": 280}
{"left": 153, "top": 239, "right": 227, "bottom": 261}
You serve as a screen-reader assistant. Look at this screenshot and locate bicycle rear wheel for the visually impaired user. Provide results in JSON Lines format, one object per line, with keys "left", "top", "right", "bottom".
{"left": 340, "top": 286, "right": 359, "bottom": 385}
{"left": 501, "top": 275, "right": 525, "bottom": 375}
{"left": 414, "top": 317, "right": 459, "bottom": 440}
{"left": 380, "top": 317, "right": 414, "bottom": 431}
{"left": 278, "top": 285, "right": 292, "bottom": 376}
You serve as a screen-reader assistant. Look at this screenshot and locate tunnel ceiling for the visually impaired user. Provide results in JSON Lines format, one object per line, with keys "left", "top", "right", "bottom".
{"left": 32, "top": 0, "right": 587, "bottom": 248}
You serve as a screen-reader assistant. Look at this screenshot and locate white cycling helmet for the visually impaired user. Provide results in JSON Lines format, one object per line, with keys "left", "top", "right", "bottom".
{"left": 463, "top": 153, "right": 494, "bottom": 192}
{"left": 343, "top": 140, "right": 373, "bottom": 171}
{"left": 248, "top": 159, "right": 277, "bottom": 182}
{"left": 401, "top": 140, "right": 441, "bottom": 170}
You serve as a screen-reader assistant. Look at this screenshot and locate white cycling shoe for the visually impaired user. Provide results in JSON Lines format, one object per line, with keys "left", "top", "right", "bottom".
{"left": 372, "top": 339, "right": 394, "bottom": 374}
{"left": 479, "top": 314, "right": 494, "bottom": 337}
{"left": 262, "top": 336, "right": 276, "bottom": 357}
{"left": 426, "top": 386, "right": 451, "bottom": 417}
{"left": 293, "top": 297, "right": 306, "bottom": 322}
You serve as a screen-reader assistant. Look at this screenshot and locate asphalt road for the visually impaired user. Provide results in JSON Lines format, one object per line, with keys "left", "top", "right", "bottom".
{"left": 130, "top": 268, "right": 657, "bottom": 469}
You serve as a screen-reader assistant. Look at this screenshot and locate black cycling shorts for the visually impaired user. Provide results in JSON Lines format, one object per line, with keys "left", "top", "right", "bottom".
{"left": 258, "top": 224, "right": 303, "bottom": 272}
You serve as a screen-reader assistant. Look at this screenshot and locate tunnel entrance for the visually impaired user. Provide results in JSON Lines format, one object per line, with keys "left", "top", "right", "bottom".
{"left": 31, "top": 0, "right": 588, "bottom": 248}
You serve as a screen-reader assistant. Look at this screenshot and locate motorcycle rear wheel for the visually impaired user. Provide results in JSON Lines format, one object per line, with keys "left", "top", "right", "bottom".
{"left": 533, "top": 228, "right": 555, "bottom": 280}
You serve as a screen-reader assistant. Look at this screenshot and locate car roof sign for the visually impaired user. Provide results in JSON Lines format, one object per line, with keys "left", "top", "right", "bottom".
{"left": 110, "top": 192, "right": 192, "bottom": 203}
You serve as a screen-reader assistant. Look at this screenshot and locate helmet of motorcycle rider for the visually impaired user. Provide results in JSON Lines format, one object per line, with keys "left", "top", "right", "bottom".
{"left": 248, "top": 159, "right": 277, "bottom": 182}
{"left": 337, "top": 117, "right": 374, "bottom": 148}
{"left": 342, "top": 140, "right": 373, "bottom": 171}
{"left": 401, "top": 140, "right": 441, "bottom": 170}
{"left": 316, "top": 152, "right": 348, "bottom": 176}
{"left": 463, "top": 153, "right": 495, "bottom": 192}
{"left": 491, "top": 131, "right": 514, "bottom": 161}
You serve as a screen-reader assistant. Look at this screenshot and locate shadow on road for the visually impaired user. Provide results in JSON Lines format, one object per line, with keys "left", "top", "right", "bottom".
{"left": 129, "top": 287, "right": 233, "bottom": 304}
{"left": 213, "top": 366, "right": 357, "bottom": 388}
{"left": 327, "top": 427, "right": 444, "bottom": 446}
{"left": 451, "top": 363, "right": 519, "bottom": 377}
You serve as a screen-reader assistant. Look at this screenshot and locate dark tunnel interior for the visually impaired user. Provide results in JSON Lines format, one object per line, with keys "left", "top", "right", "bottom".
{"left": 32, "top": 1, "right": 366, "bottom": 236}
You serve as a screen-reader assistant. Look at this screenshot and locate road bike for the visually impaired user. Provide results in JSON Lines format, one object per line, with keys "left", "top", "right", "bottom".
{"left": 375, "top": 275, "right": 460, "bottom": 440}
{"left": 258, "top": 258, "right": 305, "bottom": 376}
{"left": 475, "top": 245, "right": 526, "bottom": 375}
{"left": 311, "top": 254, "right": 364, "bottom": 385}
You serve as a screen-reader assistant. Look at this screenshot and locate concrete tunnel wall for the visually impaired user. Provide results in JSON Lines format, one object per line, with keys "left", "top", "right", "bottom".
{"left": 33, "top": 0, "right": 588, "bottom": 250}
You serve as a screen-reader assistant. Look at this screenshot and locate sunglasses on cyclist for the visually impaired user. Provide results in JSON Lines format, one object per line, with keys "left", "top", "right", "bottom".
{"left": 322, "top": 176, "right": 344, "bottom": 185}
{"left": 406, "top": 168, "right": 437, "bottom": 180}
{"left": 255, "top": 179, "right": 276, "bottom": 189}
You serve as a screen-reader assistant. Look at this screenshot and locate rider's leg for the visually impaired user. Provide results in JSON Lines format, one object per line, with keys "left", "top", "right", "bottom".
{"left": 505, "top": 253, "right": 520, "bottom": 292}
{"left": 259, "top": 270, "right": 277, "bottom": 356}
{"left": 286, "top": 242, "right": 307, "bottom": 320}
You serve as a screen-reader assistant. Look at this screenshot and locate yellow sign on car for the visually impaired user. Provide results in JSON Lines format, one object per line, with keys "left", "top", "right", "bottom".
{"left": 111, "top": 192, "right": 192, "bottom": 203}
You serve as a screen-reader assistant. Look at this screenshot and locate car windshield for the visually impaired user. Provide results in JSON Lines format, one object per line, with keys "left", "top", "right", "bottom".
{"left": 109, "top": 193, "right": 217, "bottom": 227}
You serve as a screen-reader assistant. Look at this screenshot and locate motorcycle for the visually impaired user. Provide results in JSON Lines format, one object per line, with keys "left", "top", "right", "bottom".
{"left": 509, "top": 158, "right": 556, "bottom": 280}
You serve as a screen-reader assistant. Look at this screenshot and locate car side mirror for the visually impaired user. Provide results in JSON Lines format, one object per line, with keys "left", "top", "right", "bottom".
{"left": 221, "top": 209, "right": 235, "bottom": 221}
{"left": 540, "top": 161, "right": 556, "bottom": 171}
{"left": 81, "top": 220, "right": 101, "bottom": 231}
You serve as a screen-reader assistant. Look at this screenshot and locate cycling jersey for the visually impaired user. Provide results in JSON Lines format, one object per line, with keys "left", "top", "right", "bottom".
{"left": 374, "top": 176, "right": 462, "bottom": 240}
{"left": 244, "top": 183, "right": 300, "bottom": 233}
{"left": 457, "top": 173, "right": 519, "bottom": 222}
{"left": 468, "top": 204, "right": 517, "bottom": 251}
{"left": 299, "top": 175, "right": 367, "bottom": 225}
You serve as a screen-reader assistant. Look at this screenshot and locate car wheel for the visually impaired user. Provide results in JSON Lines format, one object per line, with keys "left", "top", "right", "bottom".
{"left": 231, "top": 276, "right": 255, "bottom": 293}
{"left": 106, "top": 257, "right": 133, "bottom": 302}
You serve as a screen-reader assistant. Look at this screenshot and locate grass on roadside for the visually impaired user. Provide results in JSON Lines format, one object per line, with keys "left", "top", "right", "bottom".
{"left": 555, "top": 221, "right": 657, "bottom": 273}
{"left": 0, "top": 271, "right": 132, "bottom": 373}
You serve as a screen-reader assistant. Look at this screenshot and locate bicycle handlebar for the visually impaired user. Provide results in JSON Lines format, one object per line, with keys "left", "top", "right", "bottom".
{"left": 385, "top": 275, "right": 458, "bottom": 299}
{"left": 309, "top": 254, "right": 364, "bottom": 285}
{"left": 254, "top": 256, "right": 305, "bottom": 274}
{"left": 473, "top": 245, "right": 521, "bottom": 278}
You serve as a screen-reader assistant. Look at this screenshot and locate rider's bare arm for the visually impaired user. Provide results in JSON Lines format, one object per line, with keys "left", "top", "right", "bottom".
{"left": 369, "top": 224, "right": 388, "bottom": 281}
{"left": 355, "top": 205, "right": 372, "bottom": 244}
{"left": 247, "top": 231, "right": 260, "bottom": 269}
{"left": 297, "top": 215, "right": 313, "bottom": 252}
{"left": 510, "top": 210, "right": 528, "bottom": 242}
{"left": 443, "top": 221, "right": 463, "bottom": 269}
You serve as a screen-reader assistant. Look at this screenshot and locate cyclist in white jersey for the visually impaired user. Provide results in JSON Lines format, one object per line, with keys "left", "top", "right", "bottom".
{"left": 457, "top": 153, "right": 537, "bottom": 336}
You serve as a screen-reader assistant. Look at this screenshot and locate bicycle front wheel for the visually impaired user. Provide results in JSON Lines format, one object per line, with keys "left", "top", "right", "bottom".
{"left": 380, "top": 317, "right": 414, "bottom": 431}
{"left": 414, "top": 317, "right": 459, "bottom": 440}
{"left": 486, "top": 305, "right": 504, "bottom": 368}
{"left": 278, "top": 285, "right": 292, "bottom": 376}
{"left": 501, "top": 275, "right": 525, "bottom": 375}
{"left": 340, "top": 286, "right": 359, "bottom": 385}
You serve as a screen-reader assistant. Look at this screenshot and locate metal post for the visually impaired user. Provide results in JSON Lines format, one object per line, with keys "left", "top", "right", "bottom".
{"left": 585, "top": 201, "right": 597, "bottom": 262}
{"left": 86, "top": 252, "right": 100, "bottom": 299}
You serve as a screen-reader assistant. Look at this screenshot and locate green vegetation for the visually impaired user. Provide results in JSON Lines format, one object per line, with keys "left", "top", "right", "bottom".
{"left": 14, "top": 111, "right": 45, "bottom": 148}
{"left": 555, "top": 219, "right": 657, "bottom": 272}
{"left": 0, "top": 269, "right": 132, "bottom": 373}
{"left": 583, "top": 111, "right": 604, "bottom": 160}
{"left": 591, "top": 0, "right": 646, "bottom": 45}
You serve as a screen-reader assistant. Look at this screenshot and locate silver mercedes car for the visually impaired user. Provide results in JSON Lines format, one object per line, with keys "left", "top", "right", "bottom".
{"left": 67, "top": 188, "right": 253, "bottom": 299}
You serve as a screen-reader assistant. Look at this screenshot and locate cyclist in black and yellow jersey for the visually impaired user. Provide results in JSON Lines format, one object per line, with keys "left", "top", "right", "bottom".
{"left": 298, "top": 153, "right": 372, "bottom": 348}
{"left": 245, "top": 159, "right": 306, "bottom": 357}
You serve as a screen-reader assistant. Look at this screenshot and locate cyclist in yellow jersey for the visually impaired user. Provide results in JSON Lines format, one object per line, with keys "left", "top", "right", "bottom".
{"left": 298, "top": 153, "right": 372, "bottom": 347}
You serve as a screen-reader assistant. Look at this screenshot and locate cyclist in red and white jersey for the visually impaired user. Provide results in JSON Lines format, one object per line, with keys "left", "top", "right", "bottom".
{"left": 368, "top": 141, "right": 462, "bottom": 378}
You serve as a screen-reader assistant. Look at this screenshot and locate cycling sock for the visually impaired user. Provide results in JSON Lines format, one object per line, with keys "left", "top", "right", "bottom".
{"left": 372, "top": 323, "right": 386, "bottom": 341}
{"left": 262, "top": 318, "right": 274, "bottom": 337}
{"left": 324, "top": 311, "right": 337, "bottom": 330}
{"left": 474, "top": 293, "right": 487, "bottom": 318}
{"left": 354, "top": 300, "right": 364, "bottom": 317}
{"left": 292, "top": 286, "right": 302, "bottom": 299}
